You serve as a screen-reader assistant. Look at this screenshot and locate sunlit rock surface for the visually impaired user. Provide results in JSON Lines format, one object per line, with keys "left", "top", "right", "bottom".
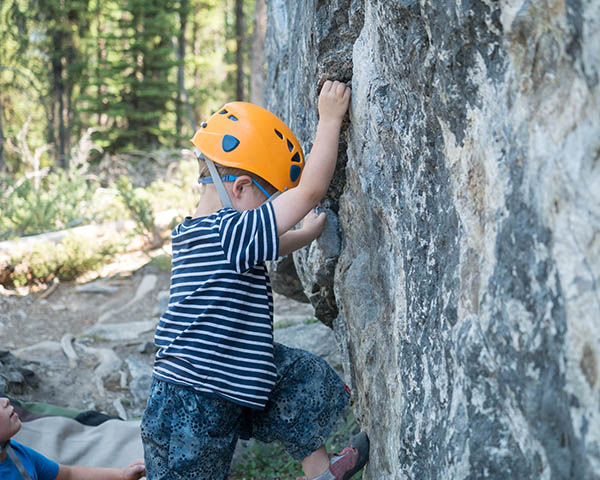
{"left": 266, "top": 0, "right": 600, "bottom": 478}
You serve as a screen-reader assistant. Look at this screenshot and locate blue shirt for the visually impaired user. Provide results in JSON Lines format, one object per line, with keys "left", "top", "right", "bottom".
{"left": 0, "top": 440, "right": 59, "bottom": 480}
{"left": 153, "top": 202, "right": 279, "bottom": 409}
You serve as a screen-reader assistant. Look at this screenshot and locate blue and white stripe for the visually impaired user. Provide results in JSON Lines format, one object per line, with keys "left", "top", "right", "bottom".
{"left": 153, "top": 202, "right": 279, "bottom": 409}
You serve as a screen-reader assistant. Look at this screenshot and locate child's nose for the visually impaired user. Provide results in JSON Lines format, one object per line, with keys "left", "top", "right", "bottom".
{"left": 0, "top": 397, "right": 9, "bottom": 408}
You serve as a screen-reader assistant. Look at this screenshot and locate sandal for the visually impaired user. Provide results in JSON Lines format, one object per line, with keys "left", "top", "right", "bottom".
{"left": 296, "top": 432, "right": 370, "bottom": 480}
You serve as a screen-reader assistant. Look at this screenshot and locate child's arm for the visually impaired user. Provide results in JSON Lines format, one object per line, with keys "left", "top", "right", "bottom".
{"left": 272, "top": 80, "right": 350, "bottom": 236}
{"left": 279, "top": 207, "right": 327, "bottom": 256}
{"left": 55, "top": 459, "right": 145, "bottom": 480}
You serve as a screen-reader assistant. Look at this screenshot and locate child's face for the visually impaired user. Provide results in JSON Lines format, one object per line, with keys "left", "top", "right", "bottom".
{"left": 0, "top": 397, "right": 21, "bottom": 443}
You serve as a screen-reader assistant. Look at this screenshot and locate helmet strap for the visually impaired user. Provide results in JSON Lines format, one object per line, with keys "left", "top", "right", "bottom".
{"left": 5, "top": 441, "right": 33, "bottom": 479}
{"left": 268, "top": 191, "right": 282, "bottom": 203}
{"left": 194, "top": 148, "right": 233, "bottom": 209}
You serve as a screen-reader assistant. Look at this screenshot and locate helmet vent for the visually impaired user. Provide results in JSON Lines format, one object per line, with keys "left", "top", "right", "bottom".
{"left": 287, "top": 139, "right": 294, "bottom": 152}
{"left": 290, "top": 165, "right": 302, "bottom": 182}
{"left": 222, "top": 134, "right": 240, "bottom": 152}
{"left": 228, "top": 114, "right": 238, "bottom": 121}
{"left": 291, "top": 152, "right": 301, "bottom": 163}
{"left": 219, "top": 109, "right": 228, "bottom": 115}
{"left": 274, "top": 129, "right": 283, "bottom": 139}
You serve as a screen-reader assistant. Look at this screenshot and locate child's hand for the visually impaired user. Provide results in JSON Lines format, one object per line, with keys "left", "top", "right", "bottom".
{"left": 302, "top": 207, "right": 327, "bottom": 240}
{"left": 318, "top": 80, "right": 351, "bottom": 123}
{"left": 121, "top": 459, "right": 146, "bottom": 480}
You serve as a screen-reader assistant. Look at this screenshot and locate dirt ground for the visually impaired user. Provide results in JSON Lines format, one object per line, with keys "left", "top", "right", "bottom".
{"left": 1, "top": 261, "right": 162, "bottom": 351}
{"left": 0, "top": 249, "right": 172, "bottom": 417}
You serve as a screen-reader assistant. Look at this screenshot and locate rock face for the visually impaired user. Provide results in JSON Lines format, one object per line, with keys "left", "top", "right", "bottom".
{"left": 266, "top": 1, "right": 600, "bottom": 478}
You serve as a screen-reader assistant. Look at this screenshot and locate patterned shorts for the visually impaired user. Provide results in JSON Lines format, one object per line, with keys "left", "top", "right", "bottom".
{"left": 140, "top": 342, "right": 349, "bottom": 480}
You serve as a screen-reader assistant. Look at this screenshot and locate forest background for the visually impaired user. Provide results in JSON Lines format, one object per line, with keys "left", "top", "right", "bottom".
{"left": 0, "top": 0, "right": 268, "bottom": 286}
{"left": 0, "top": 3, "right": 362, "bottom": 477}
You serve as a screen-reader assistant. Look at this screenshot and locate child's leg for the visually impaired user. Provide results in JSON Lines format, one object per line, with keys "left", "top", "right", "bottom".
{"left": 301, "top": 445, "right": 331, "bottom": 478}
{"left": 141, "top": 379, "right": 243, "bottom": 480}
{"left": 248, "top": 343, "right": 365, "bottom": 479}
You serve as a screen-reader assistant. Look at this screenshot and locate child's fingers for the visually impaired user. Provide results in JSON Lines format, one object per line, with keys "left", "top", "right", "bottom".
{"left": 304, "top": 208, "right": 326, "bottom": 226}
{"left": 321, "top": 79, "right": 350, "bottom": 98}
{"left": 343, "top": 85, "right": 351, "bottom": 100}
{"left": 334, "top": 81, "right": 348, "bottom": 96}
{"left": 321, "top": 80, "right": 333, "bottom": 94}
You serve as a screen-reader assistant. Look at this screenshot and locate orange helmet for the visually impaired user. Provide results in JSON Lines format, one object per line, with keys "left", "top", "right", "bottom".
{"left": 190, "top": 102, "right": 305, "bottom": 192}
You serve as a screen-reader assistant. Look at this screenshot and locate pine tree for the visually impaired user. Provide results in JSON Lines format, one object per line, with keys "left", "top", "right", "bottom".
{"left": 235, "top": 0, "right": 244, "bottom": 101}
{"left": 1, "top": 0, "right": 92, "bottom": 169}
{"left": 250, "top": 0, "right": 266, "bottom": 106}
{"left": 2, "top": 0, "right": 259, "bottom": 160}
{"left": 34, "top": 0, "right": 92, "bottom": 168}
{"left": 84, "top": 0, "right": 179, "bottom": 151}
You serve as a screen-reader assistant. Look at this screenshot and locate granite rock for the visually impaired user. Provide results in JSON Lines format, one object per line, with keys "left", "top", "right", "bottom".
{"left": 266, "top": 0, "right": 600, "bottom": 478}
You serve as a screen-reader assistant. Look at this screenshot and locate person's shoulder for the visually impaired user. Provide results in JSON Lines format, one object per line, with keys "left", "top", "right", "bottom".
{"left": 10, "top": 440, "right": 60, "bottom": 473}
{"left": 7, "top": 440, "right": 43, "bottom": 463}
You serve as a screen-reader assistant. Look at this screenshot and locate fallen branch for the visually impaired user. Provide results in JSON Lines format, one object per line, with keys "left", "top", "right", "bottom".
{"left": 38, "top": 277, "right": 60, "bottom": 300}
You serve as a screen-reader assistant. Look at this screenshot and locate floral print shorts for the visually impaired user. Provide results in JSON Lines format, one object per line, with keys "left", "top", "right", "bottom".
{"left": 140, "top": 342, "right": 349, "bottom": 480}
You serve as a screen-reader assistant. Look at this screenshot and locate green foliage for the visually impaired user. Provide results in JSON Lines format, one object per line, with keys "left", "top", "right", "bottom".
{"left": 83, "top": 0, "right": 180, "bottom": 151}
{"left": 8, "top": 234, "right": 119, "bottom": 287}
{"left": 145, "top": 157, "right": 199, "bottom": 212}
{"left": 229, "top": 441, "right": 304, "bottom": 479}
{"left": 1, "top": 0, "right": 94, "bottom": 169}
{"left": 2, "top": 0, "right": 258, "bottom": 165}
{"left": 148, "top": 254, "right": 172, "bottom": 272}
{"left": 0, "top": 172, "right": 95, "bottom": 240}
{"left": 115, "top": 175, "right": 159, "bottom": 244}
{"left": 0, "top": 151, "right": 197, "bottom": 241}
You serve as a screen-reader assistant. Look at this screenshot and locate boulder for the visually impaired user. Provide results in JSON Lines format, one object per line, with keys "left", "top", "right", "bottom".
{"left": 0, "top": 350, "right": 38, "bottom": 395}
{"left": 266, "top": 0, "right": 600, "bottom": 478}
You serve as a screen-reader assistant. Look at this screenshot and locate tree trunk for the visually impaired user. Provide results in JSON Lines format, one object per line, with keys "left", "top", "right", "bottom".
{"left": 191, "top": 7, "right": 201, "bottom": 124}
{"left": 0, "top": 97, "right": 5, "bottom": 172}
{"left": 96, "top": 3, "right": 108, "bottom": 128}
{"left": 57, "top": 77, "right": 66, "bottom": 169}
{"left": 250, "top": 0, "right": 266, "bottom": 106}
{"left": 176, "top": 0, "right": 189, "bottom": 139}
{"left": 235, "top": 0, "right": 244, "bottom": 101}
{"left": 66, "top": 82, "right": 73, "bottom": 166}
{"left": 52, "top": 31, "right": 67, "bottom": 169}
{"left": 64, "top": 43, "right": 76, "bottom": 166}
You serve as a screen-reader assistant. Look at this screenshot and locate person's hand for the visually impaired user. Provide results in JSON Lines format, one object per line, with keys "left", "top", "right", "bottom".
{"left": 302, "top": 206, "right": 327, "bottom": 240}
{"left": 121, "top": 459, "right": 145, "bottom": 480}
{"left": 318, "top": 80, "right": 351, "bottom": 123}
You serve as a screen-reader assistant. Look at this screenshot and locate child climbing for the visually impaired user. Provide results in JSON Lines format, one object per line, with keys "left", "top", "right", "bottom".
{"left": 0, "top": 396, "right": 146, "bottom": 480}
{"left": 141, "top": 79, "right": 369, "bottom": 480}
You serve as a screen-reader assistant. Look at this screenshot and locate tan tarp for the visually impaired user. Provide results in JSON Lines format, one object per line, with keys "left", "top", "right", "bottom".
{"left": 13, "top": 415, "right": 145, "bottom": 475}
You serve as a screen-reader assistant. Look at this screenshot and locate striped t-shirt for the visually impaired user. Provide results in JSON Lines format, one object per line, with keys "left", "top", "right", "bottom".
{"left": 153, "top": 202, "right": 280, "bottom": 409}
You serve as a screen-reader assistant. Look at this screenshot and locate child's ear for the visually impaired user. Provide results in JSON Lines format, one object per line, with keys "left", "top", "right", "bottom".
{"left": 231, "top": 176, "right": 253, "bottom": 199}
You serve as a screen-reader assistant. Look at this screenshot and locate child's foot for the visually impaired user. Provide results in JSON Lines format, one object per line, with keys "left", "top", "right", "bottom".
{"left": 297, "top": 432, "right": 370, "bottom": 480}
